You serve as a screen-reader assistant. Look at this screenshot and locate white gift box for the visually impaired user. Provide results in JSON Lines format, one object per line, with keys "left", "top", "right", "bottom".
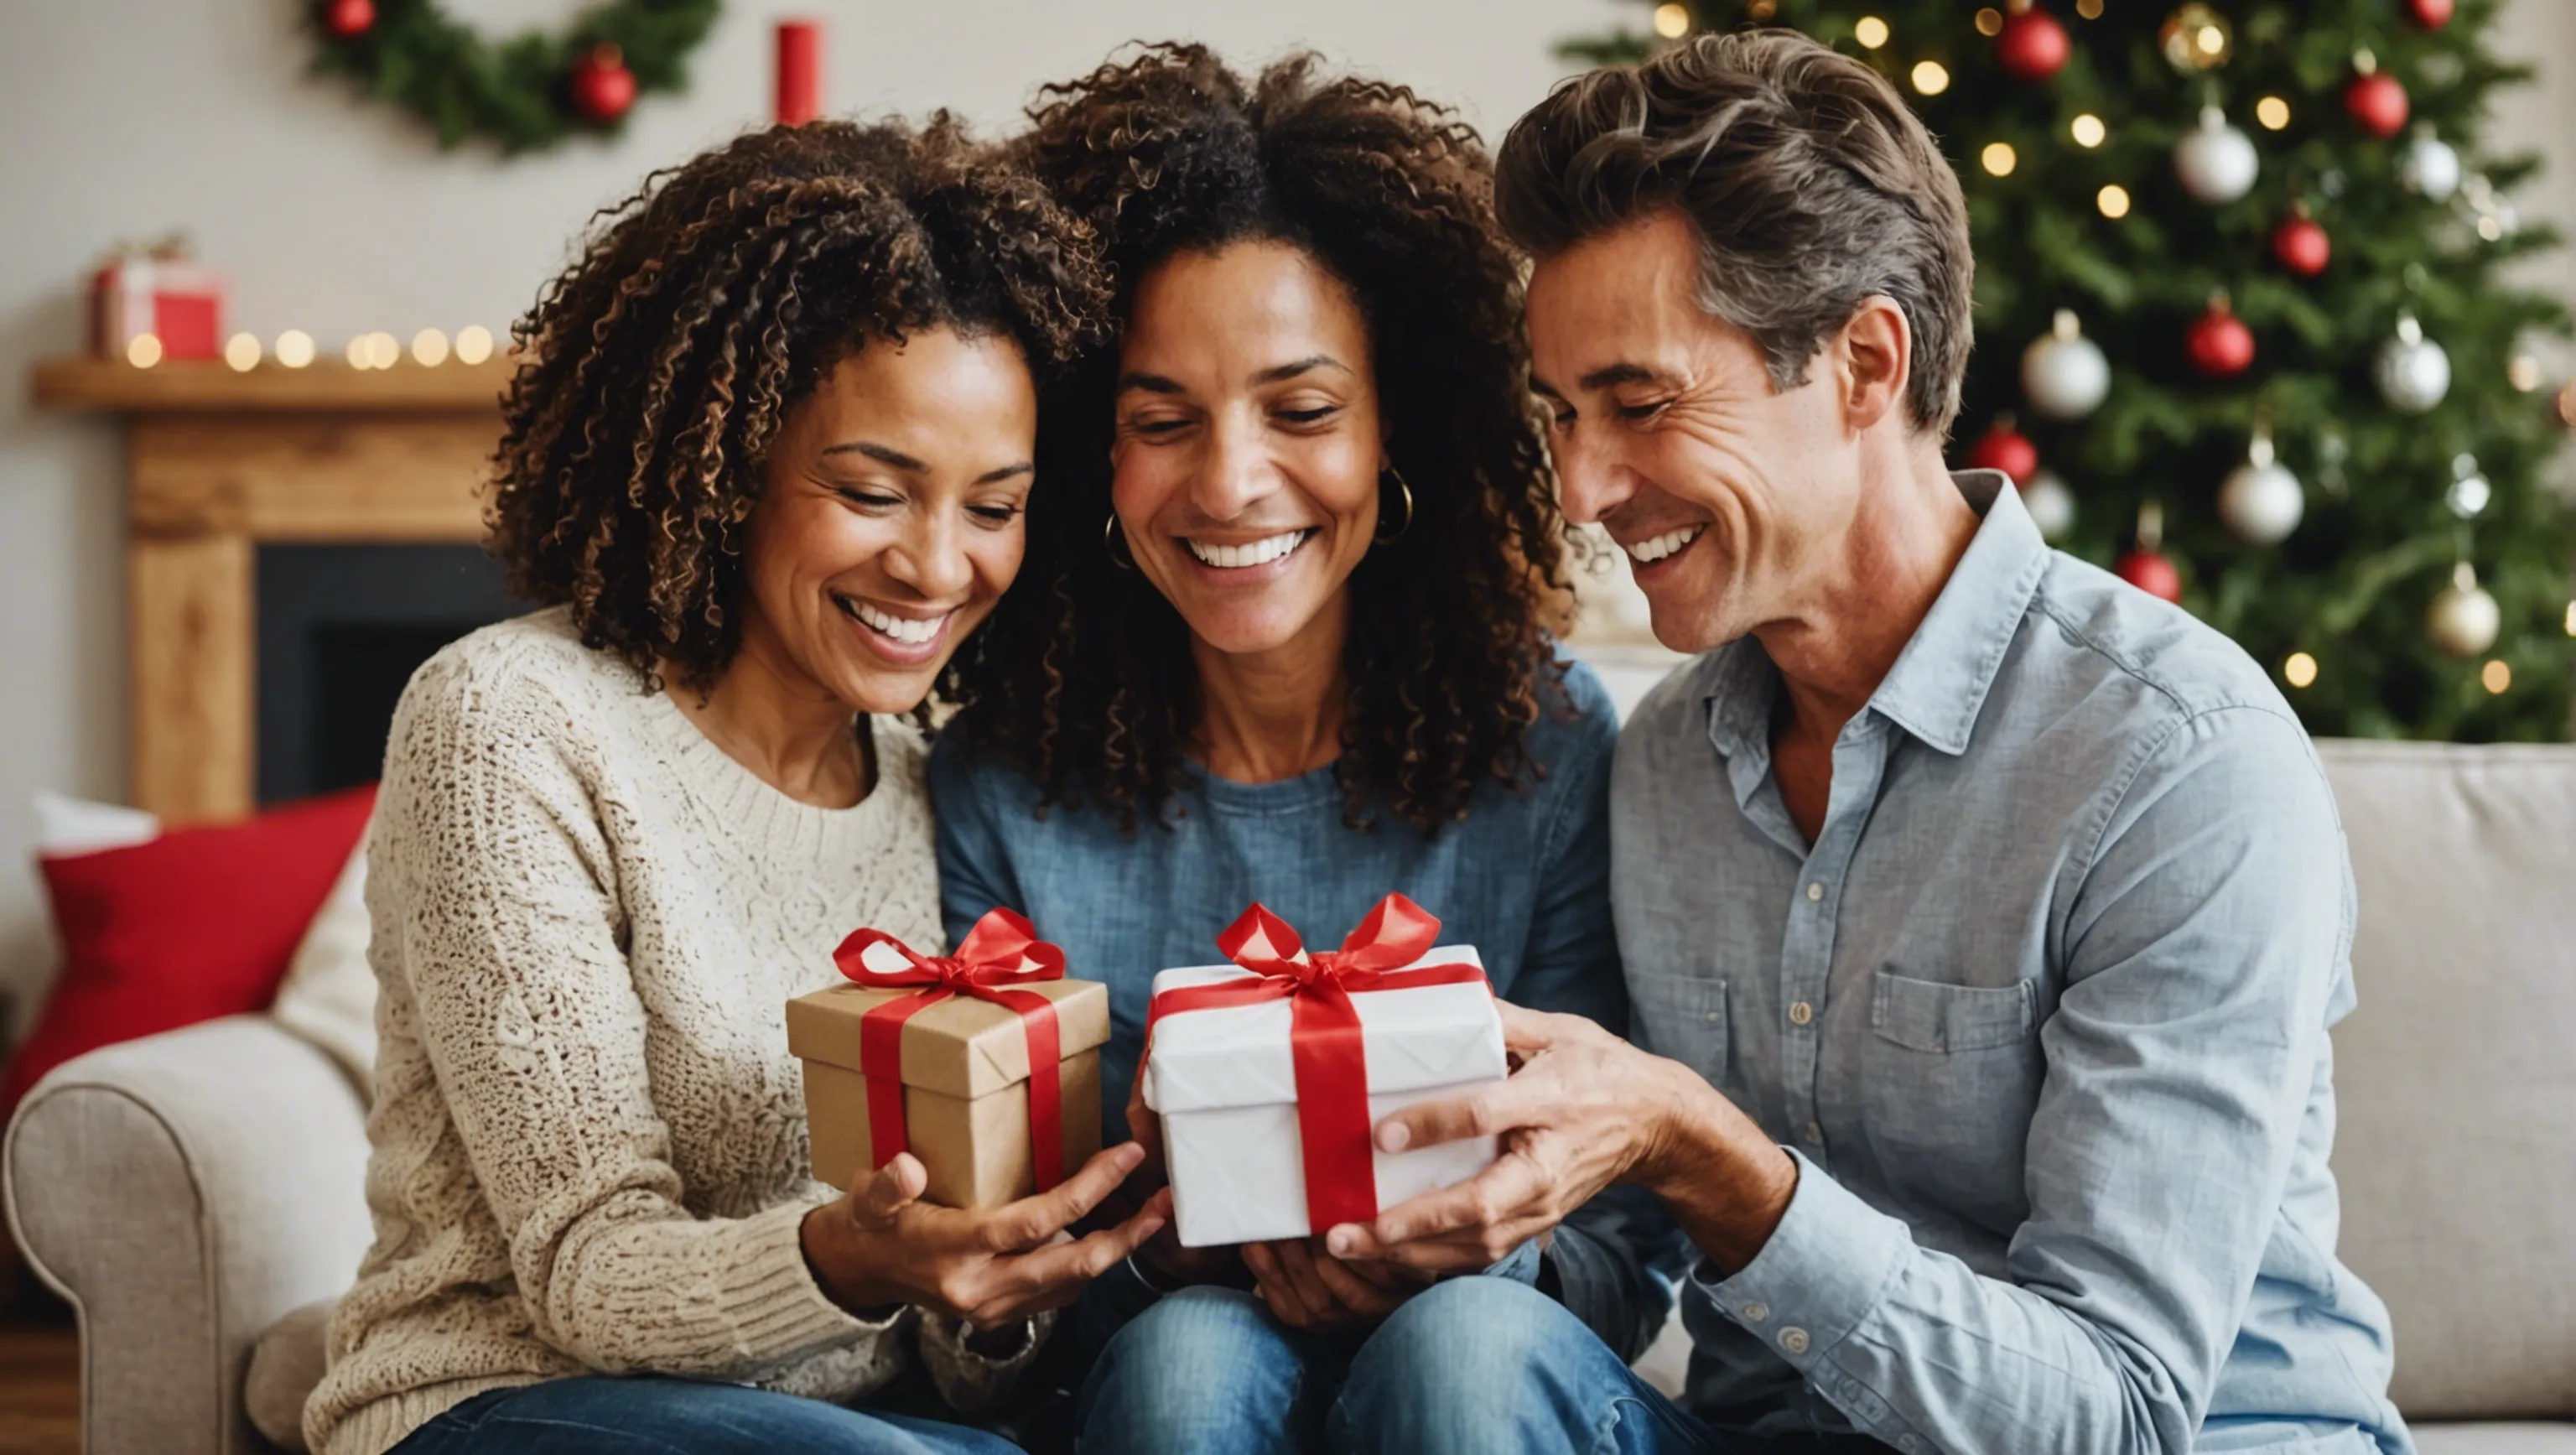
{"left": 1141, "top": 945, "right": 1506, "bottom": 1247}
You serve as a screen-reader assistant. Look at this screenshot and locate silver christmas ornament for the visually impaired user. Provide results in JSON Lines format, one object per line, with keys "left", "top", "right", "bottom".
{"left": 2375, "top": 314, "right": 2452, "bottom": 413}
{"left": 2402, "top": 128, "right": 2462, "bottom": 200}
{"left": 2427, "top": 562, "right": 2501, "bottom": 658}
{"left": 2022, "top": 469, "right": 2076, "bottom": 542}
{"left": 2218, "top": 429, "right": 2303, "bottom": 545}
{"left": 2174, "top": 106, "right": 2260, "bottom": 205}
{"left": 2446, "top": 453, "right": 2491, "bottom": 518}
{"left": 2021, "top": 309, "right": 2112, "bottom": 420}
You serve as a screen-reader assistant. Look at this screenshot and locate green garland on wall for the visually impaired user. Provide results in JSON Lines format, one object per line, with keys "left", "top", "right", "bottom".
{"left": 307, "top": 0, "right": 721, "bottom": 154}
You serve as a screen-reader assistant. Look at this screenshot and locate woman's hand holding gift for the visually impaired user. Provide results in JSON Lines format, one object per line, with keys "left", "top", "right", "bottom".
{"left": 800, "top": 1141, "right": 1171, "bottom": 1327}
{"left": 1241, "top": 1236, "right": 1431, "bottom": 1330}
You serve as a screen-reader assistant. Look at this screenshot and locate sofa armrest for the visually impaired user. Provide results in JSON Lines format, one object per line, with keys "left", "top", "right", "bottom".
{"left": 5, "top": 1016, "right": 373, "bottom": 1455}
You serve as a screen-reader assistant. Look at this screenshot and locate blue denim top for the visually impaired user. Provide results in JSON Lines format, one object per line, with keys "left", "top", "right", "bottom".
{"left": 1614, "top": 471, "right": 2409, "bottom": 1453}
{"left": 932, "top": 657, "right": 1675, "bottom": 1358}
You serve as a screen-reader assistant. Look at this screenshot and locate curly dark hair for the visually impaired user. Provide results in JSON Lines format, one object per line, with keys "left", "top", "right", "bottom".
{"left": 486, "top": 116, "right": 1112, "bottom": 690}
{"left": 936, "top": 44, "right": 1571, "bottom": 834}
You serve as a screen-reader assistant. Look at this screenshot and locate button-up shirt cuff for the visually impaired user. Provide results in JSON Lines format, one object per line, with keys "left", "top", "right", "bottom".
{"left": 1696, "top": 1149, "right": 1911, "bottom": 1367}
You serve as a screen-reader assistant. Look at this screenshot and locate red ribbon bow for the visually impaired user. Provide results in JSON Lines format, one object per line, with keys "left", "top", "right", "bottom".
{"left": 833, "top": 908, "right": 1069, "bottom": 1194}
{"left": 1144, "top": 893, "right": 1490, "bottom": 1232}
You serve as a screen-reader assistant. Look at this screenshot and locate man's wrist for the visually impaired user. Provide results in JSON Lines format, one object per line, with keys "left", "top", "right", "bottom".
{"left": 1633, "top": 1063, "right": 1799, "bottom": 1275}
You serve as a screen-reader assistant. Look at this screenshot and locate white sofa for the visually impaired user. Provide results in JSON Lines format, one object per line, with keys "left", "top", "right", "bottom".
{"left": 8, "top": 740, "right": 2573, "bottom": 1452}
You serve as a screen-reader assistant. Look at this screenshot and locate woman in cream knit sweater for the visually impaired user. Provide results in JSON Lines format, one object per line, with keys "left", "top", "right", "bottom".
{"left": 306, "top": 119, "right": 1168, "bottom": 1455}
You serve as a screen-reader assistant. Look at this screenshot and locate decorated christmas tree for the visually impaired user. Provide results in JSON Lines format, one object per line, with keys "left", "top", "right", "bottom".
{"left": 1562, "top": 0, "right": 2576, "bottom": 740}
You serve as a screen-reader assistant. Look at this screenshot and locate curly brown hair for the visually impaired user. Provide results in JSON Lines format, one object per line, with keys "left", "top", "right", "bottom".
{"left": 486, "top": 117, "right": 1112, "bottom": 690}
{"left": 934, "top": 44, "right": 1571, "bottom": 835}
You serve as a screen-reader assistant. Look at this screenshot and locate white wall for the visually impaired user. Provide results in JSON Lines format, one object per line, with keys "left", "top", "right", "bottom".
{"left": 0, "top": 1, "right": 2570, "bottom": 1022}
{"left": 0, "top": 0, "right": 1617, "bottom": 1020}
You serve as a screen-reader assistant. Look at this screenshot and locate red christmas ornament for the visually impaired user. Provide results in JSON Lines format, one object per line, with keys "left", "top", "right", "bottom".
{"left": 2404, "top": 0, "right": 2454, "bottom": 29}
{"left": 2186, "top": 299, "right": 2255, "bottom": 378}
{"left": 322, "top": 0, "right": 374, "bottom": 39}
{"left": 2272, "top": 214, "right": 2331, "bottom": 278}
{"left": 1996, "top": 7, "right": 2072, "bottom": 82}
{"left": 2116, "top": 549, "right": 2183, "bottom": 603}
{"left": 1965, "top": 420, "right": 2039, "bottom": 483}
{"left": 569, "top": 44, "right": 637, "bottom": 123}
{"left": 2345, "top": 71, "right": 2409, "bottom": 138}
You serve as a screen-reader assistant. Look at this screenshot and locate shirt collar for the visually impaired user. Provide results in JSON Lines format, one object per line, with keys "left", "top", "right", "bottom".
{"left": 1698, "top": 469, "right": 2048, "bottom": 763}
{"left": 1865, "top": 469, "right": 2049, "bottom": 756}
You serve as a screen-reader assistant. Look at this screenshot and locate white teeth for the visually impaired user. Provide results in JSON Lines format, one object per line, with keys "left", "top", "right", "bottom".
{"left": 1625, "top": 525, "right": 1706, "bottom": 564}
{"left": 1185, "top": 531, "right": 1308, "bottom": 569}
{"left": 840, "top": 596, "right": 948, "bottom": 646}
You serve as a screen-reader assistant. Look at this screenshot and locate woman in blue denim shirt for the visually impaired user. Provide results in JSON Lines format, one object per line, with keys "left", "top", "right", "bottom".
{"left": 927, "top": 44, "right": 1675, "bottom": 1455}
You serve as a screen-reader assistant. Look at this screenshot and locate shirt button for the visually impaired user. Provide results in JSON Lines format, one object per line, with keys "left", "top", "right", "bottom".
{"left": 1704, "top": 1010, "right": 1722, "bottom": 1024}
{"left": 1805, "top": 1120, "right": 1825, "bottom": 1142}
{"left": 1779, "top": 1326, "right": 1810, "bottom": 1354}
{"left": 1788, "top": 1000, "right": 1814, "bottom": 1026}
{"left": 1741, "top": 1302, "right": 1768, "bottom": 1323}
{"left": 1806, "top": 881, "right": 1825, "bottom": 902}
{"left": 1899, "top": 1438, "right": 1920, "bottom": 1453}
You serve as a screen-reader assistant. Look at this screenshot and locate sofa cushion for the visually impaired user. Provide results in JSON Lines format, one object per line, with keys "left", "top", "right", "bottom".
{"left": 247, "top": 1299, "right": 334, "bottom": 1452}
{"left": 2412, "top": 1426, "right": 2576, "bottom": 1455}
{"left": 2, "top": 786, "right": 376, "bottom": 1122}
{"left": 2317, "top": 741, "right": 2576, "bottom": 1421}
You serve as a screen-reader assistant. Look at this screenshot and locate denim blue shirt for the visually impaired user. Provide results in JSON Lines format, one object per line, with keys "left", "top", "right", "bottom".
{"left": 1613, "top": 472, "right": 2410, "bottom": 1454}
{"left": 932, "top": 659, "right": 1674, "bottom": 1358}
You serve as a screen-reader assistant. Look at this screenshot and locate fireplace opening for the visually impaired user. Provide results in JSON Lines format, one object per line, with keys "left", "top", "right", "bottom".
{"left": 257, "top": 544, "right": 526, "bottom": 803}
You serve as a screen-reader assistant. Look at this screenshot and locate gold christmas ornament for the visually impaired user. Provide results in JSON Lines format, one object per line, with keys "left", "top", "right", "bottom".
{"left": 2427, "top": 562, "right": 2501, "bottom": 658}
{"left": 2160, "top": 3, "right": 2234, "bottom": 71}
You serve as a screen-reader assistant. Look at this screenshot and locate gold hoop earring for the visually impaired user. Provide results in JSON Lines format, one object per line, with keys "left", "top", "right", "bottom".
{"left": 1374, "top": 465, "right": 1415, "bottom": 543}
{"left": 1103, "top": 512, "right": 1138, "bottom": 571}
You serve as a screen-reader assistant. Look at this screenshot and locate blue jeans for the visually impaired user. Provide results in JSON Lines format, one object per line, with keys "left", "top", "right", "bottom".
{"left": 387, "top": 1374, "right": 1023, "bottom": 1454}
{"left": 1075, "top": 1276, "right": 1722, "bottom": 1455}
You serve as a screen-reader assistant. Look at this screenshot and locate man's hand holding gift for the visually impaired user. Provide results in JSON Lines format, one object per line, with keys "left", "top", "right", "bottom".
{"left": 1323, "top": 1001, "right": 1800, "bottom": 1279}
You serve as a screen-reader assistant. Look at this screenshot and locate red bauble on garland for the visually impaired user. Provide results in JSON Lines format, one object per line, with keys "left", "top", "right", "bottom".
{"left": 569, "top": 44, "right": 637, "bottom": 122}
{"left": 1997, "top": 7, "right": 2071, "bottom": 82}
{"left": 2116, "top": 549, "right": 2183, "bottom": 603}
{"left": 2272, "top": 213, "right": 2331, "bottom": 278}
{"left": 2345, "top": 71, "right": 2410, "bottom": 138}
{"left": 2404, "top": 0, "right": 2454, "bottom": 29}
{"left": 323, "top": 0, "right": 375, "bottom": 39}
{"left": 2186, "top": 299, "right": 2255, "bottom": 378}
{"left": 1966, "top": 419, "right": 2040, "bottom": 483}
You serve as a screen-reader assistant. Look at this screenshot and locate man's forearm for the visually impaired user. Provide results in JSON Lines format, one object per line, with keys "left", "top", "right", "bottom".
{"left": 1633, "top": 1068, "right": 1799, "bottom": 1276}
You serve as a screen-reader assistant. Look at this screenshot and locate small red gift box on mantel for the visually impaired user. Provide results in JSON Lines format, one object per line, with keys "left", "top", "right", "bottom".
{"left": 91, "top": 235, "right": 223, "bottom": 361}
{"left": 787, "top": 909, "right": 1108, "bottom": 1209}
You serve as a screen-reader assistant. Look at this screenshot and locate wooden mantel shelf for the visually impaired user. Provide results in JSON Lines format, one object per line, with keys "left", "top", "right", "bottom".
{"left": 31, "top": 356, "right": 510, "bottom": 824}
{"left": 32, "top": 356, "right": 515, "bottom": 413}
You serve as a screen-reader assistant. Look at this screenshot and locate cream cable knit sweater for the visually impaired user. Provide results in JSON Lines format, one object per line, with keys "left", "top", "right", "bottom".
{"left": 308, "top": 610, "right": 1031, "bottom": 1455}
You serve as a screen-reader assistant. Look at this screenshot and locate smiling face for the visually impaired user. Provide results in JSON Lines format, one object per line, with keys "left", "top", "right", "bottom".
{"left": 736, "top": 327, "right": 1037, "bottom": 715}
{"left": 1528, "top": 210, "right": 1862, "bottom": 655}
{"left": 1109, "top": 242, "right": 1385, "bottom": 662}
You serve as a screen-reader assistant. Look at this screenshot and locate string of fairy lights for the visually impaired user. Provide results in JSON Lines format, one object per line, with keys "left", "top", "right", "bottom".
{"left": 117, "top": 325, "right": 501, "bottom": 373}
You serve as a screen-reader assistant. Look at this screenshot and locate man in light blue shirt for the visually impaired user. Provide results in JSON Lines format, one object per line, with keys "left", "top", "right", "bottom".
{"left": 1319, "top": 30, "right": 2411, "bottom": 1455}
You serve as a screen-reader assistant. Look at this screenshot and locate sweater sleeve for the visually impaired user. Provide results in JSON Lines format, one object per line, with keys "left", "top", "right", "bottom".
{"left": 376, "top": 657, "right": 901, "bottom": 1378}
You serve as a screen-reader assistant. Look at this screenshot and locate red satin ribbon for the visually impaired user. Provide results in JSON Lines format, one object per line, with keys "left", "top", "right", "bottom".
{"left": 1144, "top": 893, "right": 1491, "bottom": 1232}
{"left": 833, "top": 908, "right": 1068, "bottom": 1194}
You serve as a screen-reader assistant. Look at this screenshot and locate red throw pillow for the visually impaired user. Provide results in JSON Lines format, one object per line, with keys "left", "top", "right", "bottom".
{"left": 1, "top": 785, "right": 377, "bottom": 1121}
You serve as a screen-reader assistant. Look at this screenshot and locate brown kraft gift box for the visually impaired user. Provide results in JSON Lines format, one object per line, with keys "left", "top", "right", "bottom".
{"left": 787, "top": 978, "right": 1109, "bottom": 1209}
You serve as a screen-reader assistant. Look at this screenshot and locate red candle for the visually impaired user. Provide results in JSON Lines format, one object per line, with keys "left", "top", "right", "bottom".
{"left": 776, "top": 19, "right": 821, "bottom": 127}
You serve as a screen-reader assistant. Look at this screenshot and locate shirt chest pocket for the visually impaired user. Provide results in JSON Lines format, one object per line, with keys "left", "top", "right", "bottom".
{"left": 1625, "top": 970, "right": 1729, "bottom": 1089}
{"left": 1858, "top": 969, "right": 2041, "bottom": 1210}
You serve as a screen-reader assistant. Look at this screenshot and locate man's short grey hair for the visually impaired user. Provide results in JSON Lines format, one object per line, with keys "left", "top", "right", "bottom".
{"left": 1496, "top": 29, "right": 1975, "bottom": 441}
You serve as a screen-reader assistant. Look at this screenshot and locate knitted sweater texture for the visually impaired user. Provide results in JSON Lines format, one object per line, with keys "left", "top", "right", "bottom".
{"left": 309, "top": 610, "right": 1017, "bottom": 1455}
